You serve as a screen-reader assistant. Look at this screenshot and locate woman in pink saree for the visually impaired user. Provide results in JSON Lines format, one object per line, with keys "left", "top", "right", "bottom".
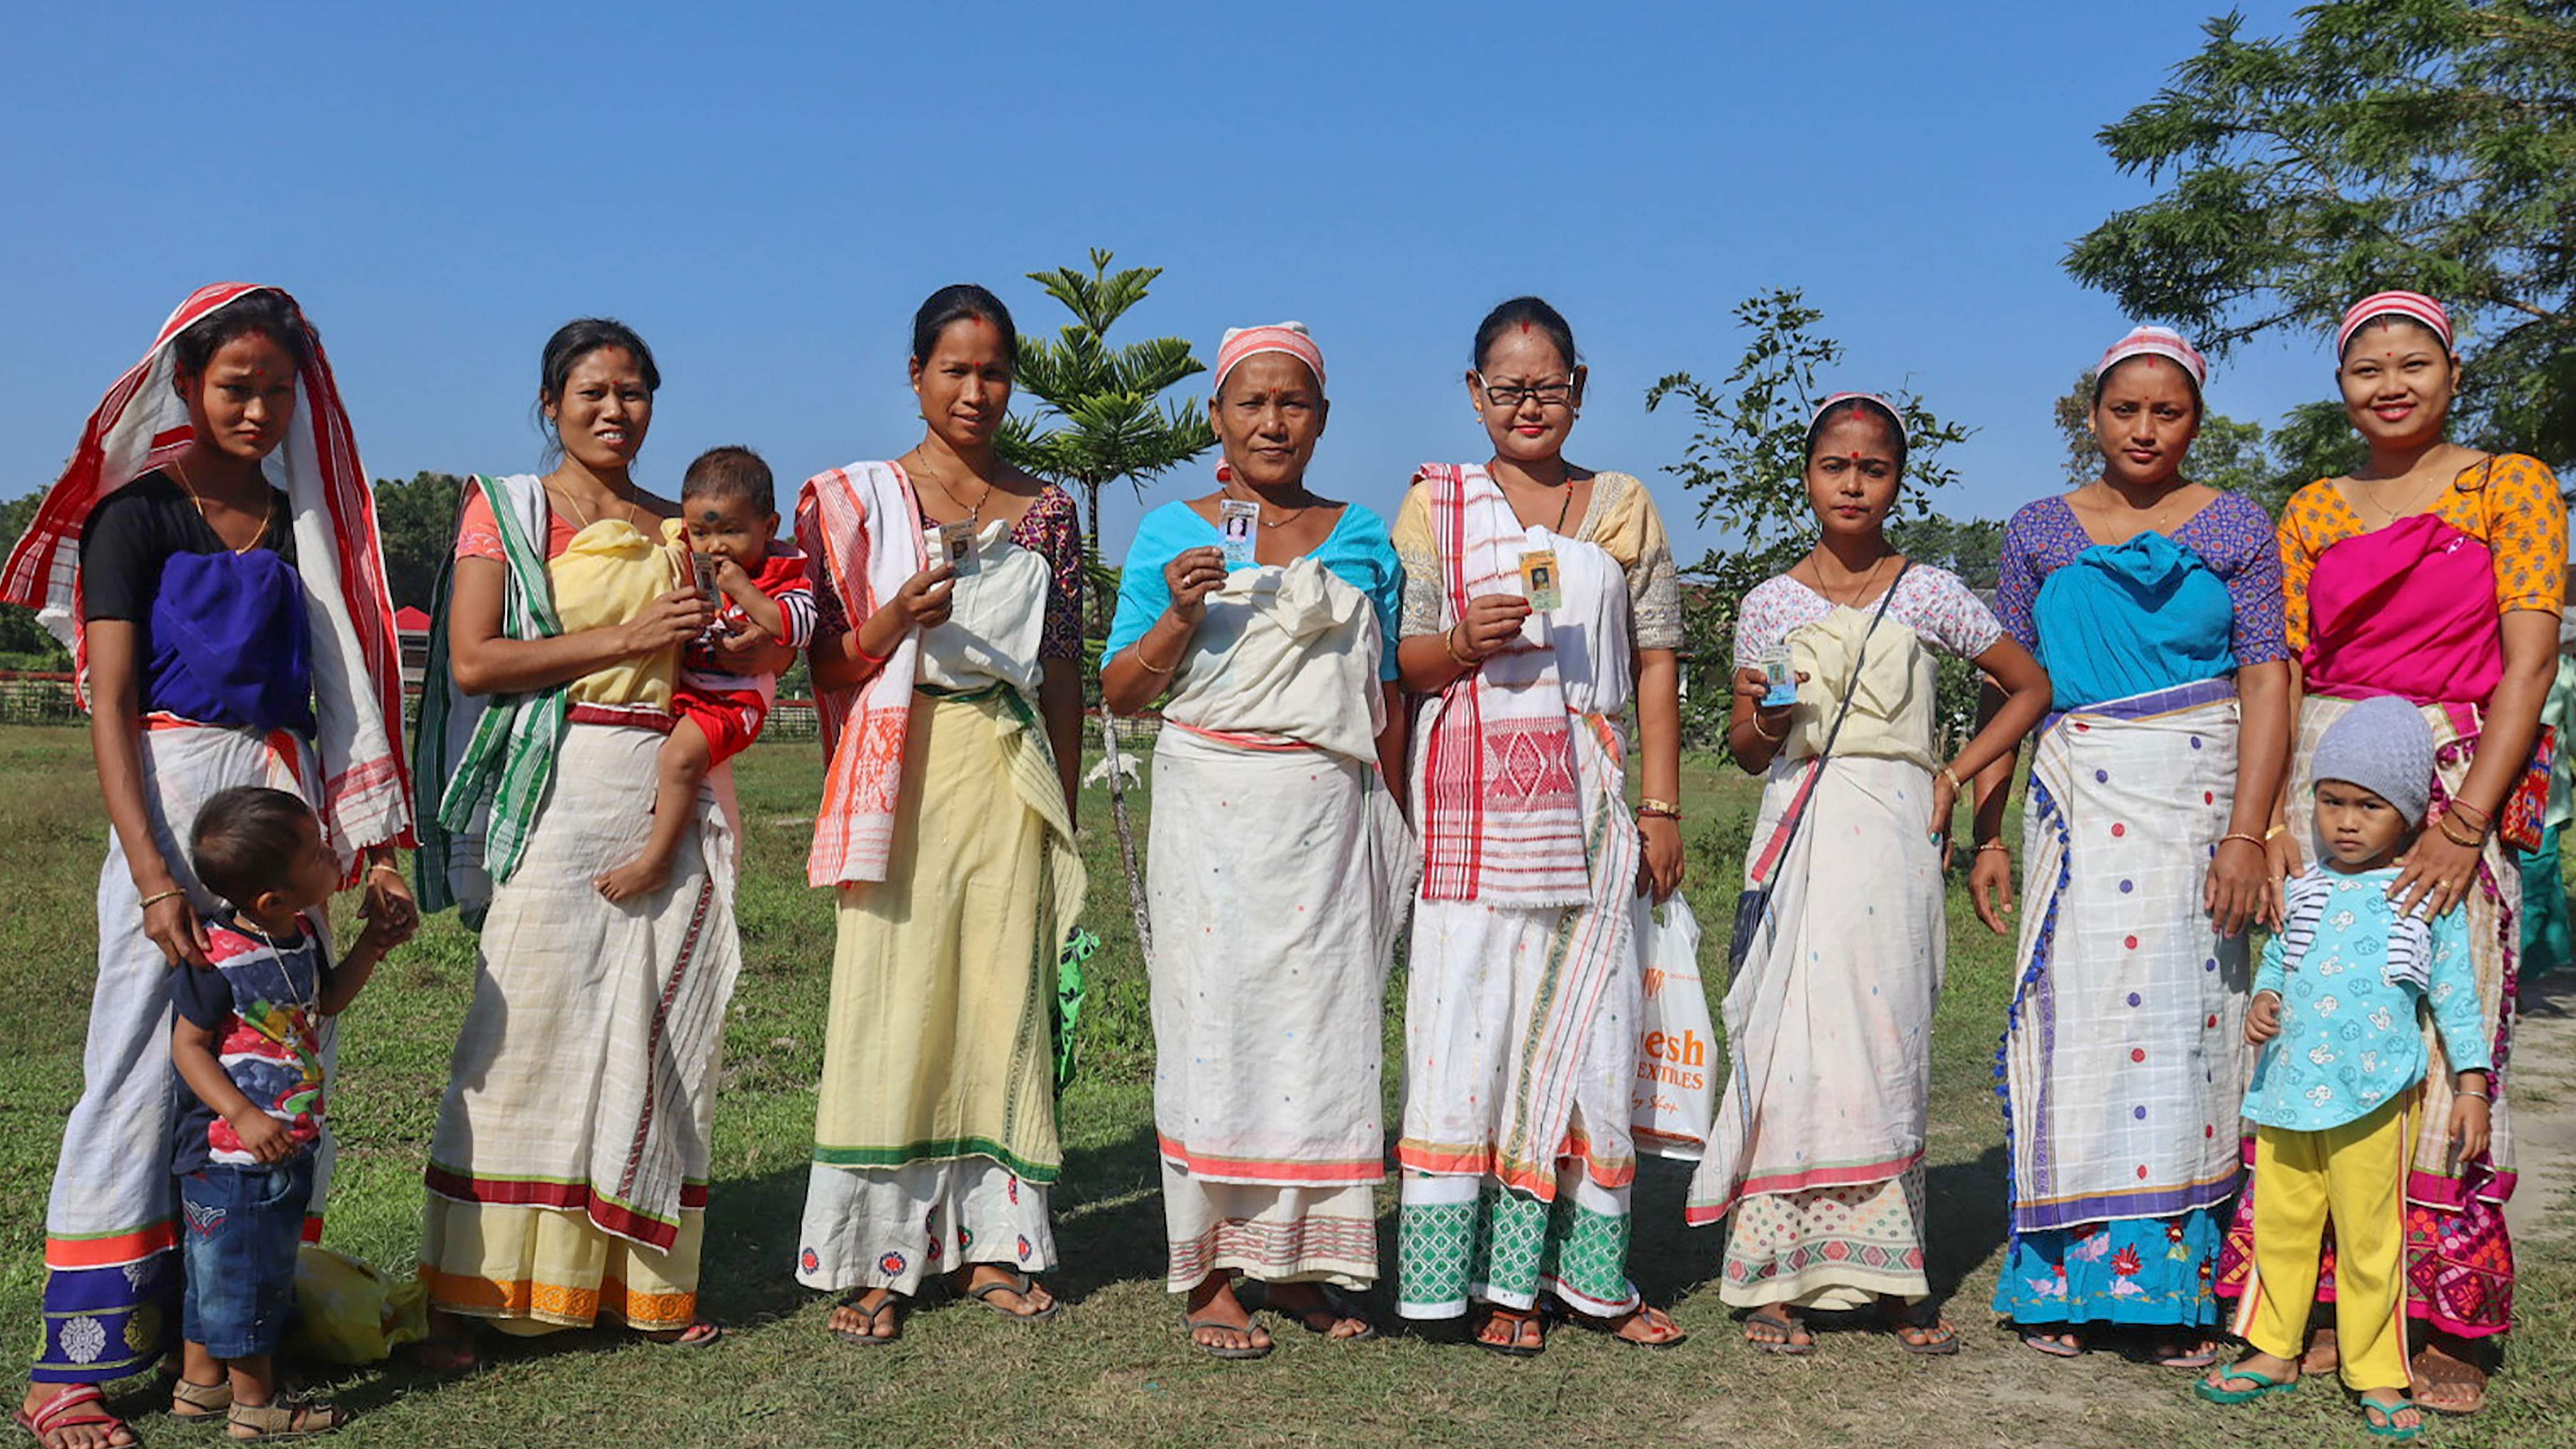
{"left": 2214, "top": 292, "right": 2564, "bottom": 1416}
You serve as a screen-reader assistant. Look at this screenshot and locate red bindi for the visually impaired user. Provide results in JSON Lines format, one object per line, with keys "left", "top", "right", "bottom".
{"left": 1518, "top": 321, "right": 1532, "bottom": 334}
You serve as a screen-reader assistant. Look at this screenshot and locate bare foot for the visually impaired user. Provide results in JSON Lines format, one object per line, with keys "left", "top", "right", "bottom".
{"left": 1474, "top": 1304, "right": 1545, "bottom": 1354}
{"left": 1184, "top": 1275, "right": 1270, "bottom": 1356}
{"left": 2152, "top": 1335, "right": 2223, "bottom": 1368}
{"left": 639, "top": 1320, "right": 721, "bottom": 1346}
{"left": 1265, "top": 1283, "right": 1372, "bottom": 1340}
{"left": 828, "top": 1290, "right": 903, "bottom": 1343}
{"left": 953, "top": 1265, "right": 1055, "bottom": 1318}
{"left": 16, "top": 1384, "right": 139, "bottom": 1449}
{"left": 594, "top": 854, "right": 671, "bottom": 903}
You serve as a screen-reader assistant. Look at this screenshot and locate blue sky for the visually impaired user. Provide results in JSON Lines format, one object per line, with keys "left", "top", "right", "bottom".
{"left": 3, "top": 1, "right": 2330, "bottom": 561}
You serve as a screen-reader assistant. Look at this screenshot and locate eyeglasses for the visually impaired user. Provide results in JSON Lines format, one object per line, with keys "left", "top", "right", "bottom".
{"left": 1476, "top": 375, "right": 1578, "bottom": 410}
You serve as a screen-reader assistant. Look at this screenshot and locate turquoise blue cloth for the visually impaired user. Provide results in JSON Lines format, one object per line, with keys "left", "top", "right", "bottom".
{"left": 1993, "top": 1208, "right": 2226, "bottom": 1328}
{"left": 2248, "top": 868, "right": 2487, "bottom": 1131}
{"left": 2032, "top": 531, "right": 2236, "bottom": 710}
{"left": 1105, "top": 500, "right": 1403, "bottom": 680}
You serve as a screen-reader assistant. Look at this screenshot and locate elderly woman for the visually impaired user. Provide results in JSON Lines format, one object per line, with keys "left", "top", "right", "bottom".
{"left": 414, "top": 319, "right": 757, "bottom": 1363}
{"left": 6, "top": 285, "right": 415, "bottom": 1449}
{"left": 1978, "top": 327, "right": 2292, "bottom": 1367}
{"left": 1103, "top": 322, "right": 1413, "bottom": 1360}
{"left": 2212, "top": 292, "right": 2565, "bottom": 1417}
{"left": 793, "top": 285, "right": 1086, "bottom": 1344}
{"left": 1389, "top": 297, "right": 1686, "bottom": 1355}
{"left": 1694, "top": 392, "right": 2050, "bottom": 1356}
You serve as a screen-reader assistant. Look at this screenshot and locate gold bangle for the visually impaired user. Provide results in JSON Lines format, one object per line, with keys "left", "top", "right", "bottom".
{"left": 2263, "top": 823, "right": 2289, "bottom": 841}
{"left": 1749, "top": 712, "right": 1786, "bottom": 742}
{"left": 1638, "top": 797, "right": 1681, "bottom": 820}
{"left": 1442, "top": 625, "right": 1478, "bottom": 667}
{"left": 1938, "top": 764, "right": 1964, "bottom": 792}
{"left": 138, "top": 888, "right": 187, "bottom": 910}
{"left": 368, "top": 861, "right": 404, "bottom": 880}
{"left": 2439, "top": 818, "right": 2485, "bottom": 848}
{"left": 1129, "top": 638, "right": 1179, "bottom": 676}
{"left": 1974, "top": 841, "right": 2010, "bottom": 855}
{"left": 2218, "top": 831, "right": 2265, "bottom": 850}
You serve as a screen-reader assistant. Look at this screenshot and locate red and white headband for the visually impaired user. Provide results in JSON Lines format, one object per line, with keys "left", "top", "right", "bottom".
{"left": 2097, "top": 325, "right": 2208, "bottom": 390}
{"left": 2337, "top": 291, "right": 2453, "bottom": 356}
{"left": 1215, "top": 322, "right": 1325, "bottom": 394}
{"left": 1810, "top": 391, "right": 1907, "bottom": 446}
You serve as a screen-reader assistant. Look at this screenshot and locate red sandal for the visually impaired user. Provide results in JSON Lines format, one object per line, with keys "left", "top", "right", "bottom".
{"left": 16, "top": 1384, "right": 138, "bottom": 1448}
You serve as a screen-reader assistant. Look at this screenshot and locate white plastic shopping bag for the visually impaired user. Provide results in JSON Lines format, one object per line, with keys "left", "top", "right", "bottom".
{"left": 1630, "top": 895, "right": 1715, "bottom": 1159}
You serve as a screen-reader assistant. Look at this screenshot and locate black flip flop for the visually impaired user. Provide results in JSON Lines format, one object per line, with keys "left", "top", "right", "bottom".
{"left": 1744, "top": 1307, "right": 1815, "bottom": 1356}
{"left": 963, "top": 1270, "right": 1061, "bottom": 1323}
{"left": 829, "top": 1290, "right": 905, "bottom": 1347}
{"left": 1181, "top": 1310, "right": 1273, "bottom": 1360}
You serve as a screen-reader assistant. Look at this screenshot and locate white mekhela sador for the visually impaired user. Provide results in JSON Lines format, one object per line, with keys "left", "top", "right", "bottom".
{"left": 1145, "top": 556, "right": 1415, "bottom": 1291}
{"left": 1393, "top": 464, "right": 1684, "bottom": 1321}
{"left": 1686, "top": 568, "right": 2004, "bottom": 1310}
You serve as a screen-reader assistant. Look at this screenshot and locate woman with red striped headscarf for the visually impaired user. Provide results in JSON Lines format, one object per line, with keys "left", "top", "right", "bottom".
{"left": 5, "top": 285, "right": 413, "bottom": 1448}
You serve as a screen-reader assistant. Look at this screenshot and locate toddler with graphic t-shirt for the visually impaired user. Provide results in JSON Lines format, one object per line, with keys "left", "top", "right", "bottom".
{"left": 167, "top": 787, "right": 408, "bottom": 1439}
{"left": 2198, "top": 697, "right": 2492, "bottom": 1438}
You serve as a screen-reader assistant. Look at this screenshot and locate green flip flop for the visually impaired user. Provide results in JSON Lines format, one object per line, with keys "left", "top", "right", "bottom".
{"left": 2195, "top": 1364, "right": 2298, "bottom": 1405}
{"left": 2362, "top": 1396, "right": 2426, "bottom": 1440}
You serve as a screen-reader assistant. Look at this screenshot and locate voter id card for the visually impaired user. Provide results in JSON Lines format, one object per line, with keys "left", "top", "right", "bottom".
{"left": 690, "top": 551, "right": 722, "bottom": 603}
{"left": 936, "top": 519, "right": 980, "bottom": 577}
{"left": 1761, "top": 649, "right": 1798, "bottom": 708}
{"left": 1518, "top": 548, "right": 1562, "bottom": 612}
{"left": 1218, "top": 499, "right": 1261, "bottom": 568}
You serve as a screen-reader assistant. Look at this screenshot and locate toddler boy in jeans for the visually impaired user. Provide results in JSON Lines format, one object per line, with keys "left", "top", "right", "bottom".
{"left": 168, "top": 787, "right": 408, "bottom": 1439}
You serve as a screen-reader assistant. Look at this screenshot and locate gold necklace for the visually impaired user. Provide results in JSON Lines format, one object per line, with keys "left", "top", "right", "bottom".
{"left": 1804, "top": 552, "right": 1891, "bottom": 609}
{"left": 912, "top": 453, "right": 995, "bottom": 525}
{"left": 2352, "top": 468, "right": 2449, "bottom": 524}
{"left": 168, "top": 458, "right": 269, "bottom": 556}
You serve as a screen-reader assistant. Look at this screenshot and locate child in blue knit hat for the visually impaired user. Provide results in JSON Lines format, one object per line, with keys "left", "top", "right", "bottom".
{"left": 2198, "top": 695, "right": 2492, "bottom": 1439}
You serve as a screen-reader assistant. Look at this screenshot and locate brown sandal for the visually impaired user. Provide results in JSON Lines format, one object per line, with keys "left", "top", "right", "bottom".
{"left": 170, "top": 1376, "right": 234, "bottom": 1419}
{"left": 227, "top": 1396, "right": 347, "bottom": 1439}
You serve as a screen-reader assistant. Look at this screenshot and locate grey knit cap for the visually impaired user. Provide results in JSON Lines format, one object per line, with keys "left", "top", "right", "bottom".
{"left": 2311, "top": 695, "right": 2437, "bottom": 826}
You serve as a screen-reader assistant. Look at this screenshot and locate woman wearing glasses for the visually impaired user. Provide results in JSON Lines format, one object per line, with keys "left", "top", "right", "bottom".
{"left": 1391, "top": 296, "right": 1688, "bottom": 1355}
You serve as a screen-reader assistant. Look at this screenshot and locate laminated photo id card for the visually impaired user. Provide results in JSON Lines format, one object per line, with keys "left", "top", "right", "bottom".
{"left": 1518, "top": 548, "right": 1562, "bottom": 612}
{"left": 1218, "top": 499, "right": 1261, "bottom": 567}
{"left": 691, "top": 550, "right": 722, "bottom": 603}
{"left": 936, "top": 519, "right": 980, "bottom": 577}
{"left": 1761, "top": 649, "right": 1798, "bottom": 708}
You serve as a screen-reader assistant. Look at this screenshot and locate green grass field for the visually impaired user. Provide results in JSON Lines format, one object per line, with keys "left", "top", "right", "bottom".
{"left": 2, "top": 724, "right": 2570, "bottom": 1447}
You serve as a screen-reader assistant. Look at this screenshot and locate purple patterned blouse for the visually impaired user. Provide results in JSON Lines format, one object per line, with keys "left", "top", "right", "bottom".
{"left": 1993, "top": 491, "right": 2289, "bottom": 667}
{"left": 813, "top": 482, "right": 1086, "bottom": 661}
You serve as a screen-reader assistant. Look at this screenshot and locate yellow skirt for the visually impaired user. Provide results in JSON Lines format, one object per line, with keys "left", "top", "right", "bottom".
{"left": 418, "top": 1202, "right": 704, "bottom": 1334}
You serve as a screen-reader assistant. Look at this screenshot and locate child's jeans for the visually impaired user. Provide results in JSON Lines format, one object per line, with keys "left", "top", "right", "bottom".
{"left": 2236, "top": 1096, "right": 2413, "bottom": 1391}
{"left": 181, "top": 1155, "right": 314, "bottom": 1358}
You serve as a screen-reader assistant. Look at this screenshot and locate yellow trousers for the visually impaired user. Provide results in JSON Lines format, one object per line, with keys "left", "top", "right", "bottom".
{"left": 2234, "top": 1096, "right": 2414, "bottom": 1392}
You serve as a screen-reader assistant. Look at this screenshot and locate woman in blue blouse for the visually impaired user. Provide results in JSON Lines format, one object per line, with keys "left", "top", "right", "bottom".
{"left": 1974, "top": 328, "right": 2292, "bottom": 1366}
{"left": 1102, "top": 323, "right": 1413, "bottom": 1360}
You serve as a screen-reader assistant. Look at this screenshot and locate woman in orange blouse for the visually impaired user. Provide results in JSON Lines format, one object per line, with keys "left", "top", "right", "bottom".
{"left": 2218, "top": 292, "right": 2564, "bottom": 1416}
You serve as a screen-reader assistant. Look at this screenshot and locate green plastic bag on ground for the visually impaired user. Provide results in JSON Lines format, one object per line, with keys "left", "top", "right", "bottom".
{"left": 286, "top": 1245, "right": 428, "bottom": 1364}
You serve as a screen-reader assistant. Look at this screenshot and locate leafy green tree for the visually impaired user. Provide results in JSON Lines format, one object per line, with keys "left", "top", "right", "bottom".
{"left": 370, "top": 471, "right": 468, "bottom": 611}
{"left": 0, "top": 490, "right": 71, "bottom": 669}
{"left": 999, "top": 250, "right": 1218, "bottom": 642}
{"left": 2067, "top": 1, "right": 2576, "bottom": 468}
{"left": 1648, "top": 288, "right": 1973, "bottom": 750}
